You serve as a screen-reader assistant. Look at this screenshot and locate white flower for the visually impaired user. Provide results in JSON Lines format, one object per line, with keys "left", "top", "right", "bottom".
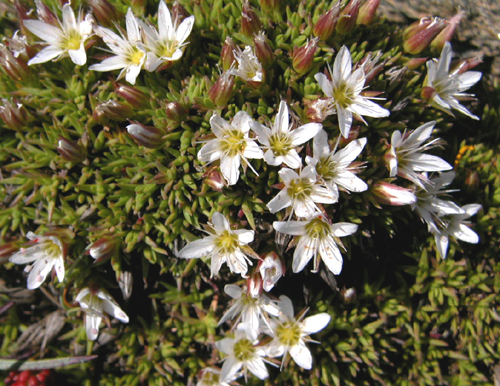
{"left": 177, "top": 212, "right": 256, "bottom": 277}
{"left": 75, "top": 286, "right": 129, "bottom": 341}
{"left": 198, "top": 111, "right": 263, "bottom": 185}
{"left": 258, "top": 252, "right": 284, "bottom": 292}
{"left": 265, "top": 295, "right": 330, "bottom": 370}
{"left": 411, "top": 172, "right": 464, "bottom": 233}
{"left": 432, "top": 203, "right": 481, "bottom": 259}
{"left": 314, "top": 45, "right": 390, "bottom": 138}
{"left": 24, "top": 3, "right": 93, "bottom": 66}
{"left": 215, "top": 325, "right": 269, "bottom": 382}
{"left": 267, "top": 166, "right": 336, "bottom": 218}
{"left": 218, "top": 284, "right": 280, "bottom": 341}
{"left": 228, "top": 46, "right": 263, "bottom": 82}
{"left": 89, "top": 8, "right": 146, "bottom": 85}
{"left": 306, "top": 129, "right": 367, "bottom": 201}
{"left": 273, "top": 212, "right": 357, "bottom": 274}
{"left": 424, "top": 42, "right": 482, "bottom": 120}
{"left": 140, "top": 0, "right": 194, "bottom": 71}
{"left": 196, "top": 368, "right": 232, "bottom": 386}
{"left": 9, "top": 232, "right": 65, "bottom": 290}
{"left": 251, "top": 100, "right": 322, "bottom": 168}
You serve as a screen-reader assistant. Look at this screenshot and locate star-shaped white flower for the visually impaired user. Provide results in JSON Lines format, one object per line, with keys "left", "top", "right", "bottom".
{"left": 306, "top": 129, "right": 367, "bottom": 201}
{"left": 315, "top": 45, "right": 390, "bottom": 138}
{"left": 76, "top": 286, "right": 129, "bottom": 341}
{"left": 388, "top": 121, "right": 452, "bottom": 189}
{"left": 267, "top": 166, "right": 336, "bottom": 218}
{"left": 432, "top": 203, "right": 481, "bottom": 259}
{"left": 251, "top": 100, "right": 322, "bottom": 168}
{"left": 9, "top": 232, "right": 65, "bottom": 290}
{"left": 424, "top": 42, "right": 482, "bottom": 120}
{"left": 140, "top": 0, "right": 194, "bottom": 71}
{"left": 215, "top": 325, "right": 269, "bottom": 382}
{"left": 273, "top": 212, "right": 357, "bottom": 274}
{"left": 24, "top": 3, "right": 93, "bottom": 66}
{"left": 177, "top": 212, "right": 256, "bottom": 277}
{"left": 198, "top": 111, "right": 263, "bottom": 186}
{"left": 218, "top": 284, "right": 280, "bottom": 341}
{"left": 89, "top": 8, "right": 146, "bottom": 85}
{"left": 228, "top": 46, "right": 263, "bottom": 82}
{"left": 265, "top": 295, "right": 330, "bottom": 370}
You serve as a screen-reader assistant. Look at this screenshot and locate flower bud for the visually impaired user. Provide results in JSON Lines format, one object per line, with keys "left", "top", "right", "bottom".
{"left": 88, "top": 0, "right": 121, "bottom": 27}
{"left": 341, "top": 287, "right": 357, "bottom": 303}
{"left": 115, "top": 83, "right": 149, "bottom": 109}
{"left": 371, "top": 181, "right": 417, "bottom": 206}
{"left": 313, "top": 2, "right": 341, "bottom": 41}
{"left": 172, "top": 2, "right": 191, "bottom": 25}
{"left": 0, "top": 98, "right": 28, "bottom": 130}
{"left": 127, "top": 121, "right": 164, "bottom": 148}
{"left": 451, "top": 56, "right": 483, "bottom": 75}
{"left": 464, "top": 169, "right": 479, "bottom": 196}
{"left": 431, "top": 12, "right": 463, "bottom": 52}
{"left": 165, "top": 101, "right": 188, "bottom": 122}
{"left": 57, "top": 137, "right": 86, "bottom": 162}
{"left": 117, "top": 271, "right": 133, "bottom": 300}
{"left": 247, "top": 272, "right": 263, "bottom": 298}
{"left": 404, "top": 57, "right": 428, "bottom": 70}
{"left": 0, "top": 45, "right": 30, "bottom": 81}
{"left": 94, "top": 100, "right": 133, "bottom": 122}
{"left": 356, "top": 0, "right": 380, "bottom": 26}
{"left": 87, "top": 235, "right": 117, "bottom": 264}
{"left": 208, "top": 71, "right": 235, "bottom": 107}
{"left": 306, "top": 98, "right": 336, "bottom": 123}
{"left": 204, "top": 168, "right": 227, "bottom": 192}
{"left": 257, "top": 251, "right": 284, "bottom": 292}
{"left": 241, "top": 1, "right": 262, "bottom": 38}
{"left": 336, "top": 0, "right": 361, "bottom": 34}
{"left": 253, "top": 31, "right": 274, "bottom": 69}
{"left": 421, "top": 86, "right": 436, "bottom": 101}
{"left": 221, "top": 37, "right": 237, "bottom": 72}
{"left": 403, "top": 17, "right": 448, "bottom": 55}
{"left": 34, "top": 0, "right": 58, "bottom": 26}
{"left": 292, "top": 37, "right": 319, "bottom": 74}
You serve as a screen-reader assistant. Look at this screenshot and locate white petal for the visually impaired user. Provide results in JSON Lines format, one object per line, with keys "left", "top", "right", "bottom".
{"left": 89, "top": 56, "right": 126, "bottom": 72}
{"left": 335, "top": 171, "right": 368, "bottom": 193}
{"left": 234, "top": 229, "right": 254, "bottom": 244}
{"left": 314, "top": 73, "right": 333, "bottom": 97}
{"left": 319, "top": 238, "right": 343, "bottom": 274}
{"left": 209, "top": 113, "right": 231, "bottom": 138}
{"left": 409, "top": 153, "right": 452, "bottom": 172}
{"left": 350, "top": 98, "right": 390, "bottom": 118}
{"left": 273, "top": 221, "right": 306, "bottom": 236}
{"left": 28, "top": 46, "right": 64, "bottom": 65}
{"left": 85, "top": 314, "right": 102, "bottom": 340}
{"left": 220, "top": 355, "right": 241, "bottom": 382}
{"left": 435, "top": 232, "right": 449, "bottom": 259}
{"left": 246, "top": 357, "right": 268, "bottom": 380}
{"left": 102, "top": 298, "right": 129, "bottom": 323}
{"left": 331, "top": 222, "right": 358, "bottom": 237}
{"left": 69, "top": 45, "right": 87, "bottom": 66}
{"left": 333, "top": 46, "right": 352, "bottom": 84}
{"left": 436, "top": 42, "right": 452, "bottom": 81}
{"left": 76, "top": 288, "right": 91, "bottom": 303}
{"left": 212, "top": 212, "right": 230, "bottom": 232}
{"left": 303, "top": 313, "right": 331, "bottom": 334}
{"left": 126, "top": 8, "right": 141, "bottom": 42}
{"left": 334, "top": 137, "right": 367, "bottom": 165}
{"left": 224, "top": 284, "right": 243, "bottom": 299}
{"left": 453, "top": 224, "right": 479, "bottom": 244}
{"left": 251, "top": 121, "right": 271, "bottom": 146}
{"left": 267, "top": 190, "right": 292, "bottom": 213}
{"left": 54, "top": 256, "right": 65, "bottom": 282}
{"left": 337, "top": 107, "right": 353, "bottom": 138}
{"left": 278, "top": 295, "right": 294, "bottom": 318}
{"left": 293, "top": 236, "right": 316, "bottom": 273}
{"left": 175, "top": 16, "right": 195, "bottom": 46}
{"left": 125, "top": 64, "right": 142, "bottom": 85}
{"left": 312, "top": 129, "right": 330, "bottom": 159}
{"left": 405, "top": 121, "right": 435, "bottom": 146}
{"left": 281, "top": 150, "right": 302, "bottom": 169}
{"left": 290, "top": 342, "right": 313, "bottom": 370}
{"left": 290, "top": 123, "right": 322, "bottom": 146}
{"left": 242, "top": 141, "right": 264, "bottom": 159}
{"left": 275, "top": 100, "right": 289, "bottom": 134}
{"left": 462, "top": 204, "right": 482, "bottom": 218}
{"left": 9, "top": 247, "right": 42, "bottom": 264}
{"left": 177, "top": 237, "right": 215, "bottom": 259}
{"left": 215, "top": 337, "right": 235, "bottom": 354}
{"left": 27, "top": 256, "right": 54, "bottom": 289}
{"left": 457, "top": 71, "right": 482, "bottom": 91}
{"left": 310, "top": 186, "right": 337, "bottom": 204}
{"left": 23, "top": 20, "right": 61, "bottom": 43}
{"left": 62, "top": 4, "right": 77, "bottom": 31}
{"left": 198, "top": 139, "right": 223, "bottom": 163}
{"left": 232, "top": 111, "right": 252, "bottom": 134}
{"left": 220, "top": 155, "right": 240, "bottom": 185}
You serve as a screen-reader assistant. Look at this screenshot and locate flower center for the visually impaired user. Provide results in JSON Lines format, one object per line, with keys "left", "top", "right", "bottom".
{"left": 222, "top": 130, "right": 246, "bottom": 157}
{"left": 233, "top": 338, "right": 256, "bottom": 362}
{"left": 269, "top": 133, "right": 293, "bottom": 156}
{"left": 304, "top": 217, "right": 330, "bottom": 239}
{"left": 288, "top": 178, "right": 312, "bottom": 200}
{"left": 63, "top": 30, "right": 83, "bottom": 51}
{"left": 315, "top": 156, "right": 337, "bottom": 180}
{"left": 276, "top": 321, "right": 301, "bottom": 347}
{"left": 332, "top": 82, "right": 353, "bottom": 108}
{"left": 129, "top": 47, "right": 145, "bottom": 66}
{"left": 215, "top": 231, "right": 239, "bottom": 253}
{"left": 43, "top": 241, "right": 62, "bottom": 259}
{"left": 159, "top": 40, "right": 178, "bottom": 58}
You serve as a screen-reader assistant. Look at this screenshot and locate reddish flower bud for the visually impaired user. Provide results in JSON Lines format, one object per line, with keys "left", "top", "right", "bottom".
{"left": 0, "top": 98, "right": 29, "bottom": 130}
{"left": 292, "top": 37, "right": 319, "bottom": 74}
{"left": 34, "top": 0, "right": 58, "bottom": 26}
{"left": 450, "top": 56, "right": 483, "bottom": 75}
{"left": 115, "top": 83, "right": 149, "bottom": 109}
{"left": 431, "top": 11, "right": 463, "bottom": 52}
{"left": 336, "top": 0, "right": 361, "bottom": 34}
{"left": 341, "top": 287, "right": 357, "bottom": 303}
{"left": 0, "top": 45, "right": 30, "bottom": 81}
{"left": 87, "top": 235, "right": 118, "bottom": 264}
{"left": 127, "top": 121, "right": 164, "bottom": 148}
{"left": 208, "top": 71, "right": 235, "bottom": 107}
{"left": 88, "top": 0, "right": 121, "bottom": 28}
{"left": 57, "top": 137, "right": 86, "bottom": 162}
{"left": 313, "top": 2, "right": 341, "bottom": 41}
{"left": 253, "top": 31, "right": 274, "bottom": 69}
{"left": 404, "top": 57, "right": 428, "bottom": 70}
{"left": 247, "top": 272, "right": 263, "bottom": 298}
{"left": 371, "top": 181, "right": 417, "bottom": 206}
{"left": 356, "top": 0, "right": 380, "bottom": 26}
{"left": 403, "top": 17, "right": 448, "bottom": 55}
{"left": 221, "top": 37, "right": 237, "bottom": 72}
{"left": 241, "top": 1, "right": 262, "bottom": 38}
{"left": 165, "top": 101, "right": 188, "bottom": 122}
{"left": 204, "top": 168, "right": 227, "bottom": 192}
{"left": 172, "top": 2, "right": 191, "bottom": 24}
{"left": 94, "top": 100, "right": 133, "bottom": 122}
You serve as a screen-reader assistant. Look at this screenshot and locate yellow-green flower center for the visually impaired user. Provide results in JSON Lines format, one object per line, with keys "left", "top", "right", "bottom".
{"left": 222, "top": 130, "right": 246, "bottom": 157}
{"left": 332, "top": 82, "right": 353, "bottom": 109}
{"left": 159, "top": 40, "right": 178, "bottom": 59}
{"left": 63, "top": 30, "right": 83, "bottom": 51}
{"left": 43, "top": 241, "right": 62, "bottom": 259}
{"left": 304, "top": 217, "right": 331, "bottom": 239}
{"left": 276, "top": 321, "right": 301, "bottom": 347}
{"left": 288, "top": 178, "right": 312, "bottom": 200}
{"left": 233, "top": 338, "right": 256, "bottom": 362}
{"left": 129, "top": 47, "right": 145, "bottom": 66}
{"left": 269, "top": 133, "right": 293, "bottom": 156}
{"left": 214, "top": 230, "right": 239, "bottom": 253}
{"left": 315, "top": 156, "right": 337, "bottom": 180}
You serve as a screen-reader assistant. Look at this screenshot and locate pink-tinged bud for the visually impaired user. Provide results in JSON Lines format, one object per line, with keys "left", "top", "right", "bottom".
{"left": 421, "top": 86, "right": 436, "bottom": 101}
{"left": 115, "top": 84, "right": 149, "bottom": 109}
{"left": 403, "top": 17, "right": 448, "bottom": 55}
{"left": 88, "top": 0, "right": 121, "bottom": 27}
{"left": 208, "top": 71, "right": 235, "bottom": 107}
{"left": 34, "top": 0, "right": 58, "bottom": 26}
{"left": 451, "top": 56, "right": 483, "bottom": 75}
{"left": 404, "top": 57, "right": 428, "bottom": 70}
{"left": 253, "top": 31, "right": 274, "bottom": 69}
{"left": 165, "top": 101, "right": 188, "bottom": 122}
{"left": 127, "top": 121, "right": 164, "bottom": 149}
{"left": 257, "top": 251, "right": 284, "bottom": 292}
{"left": 313, "top": 2, "right": 341, "bottom": 41}
{"left": 94, "top": 100, "right": 133, "bottom": 122}
{"left": 464, "top": 169, "right": 479, "bottom": 196}
{"left": 0, "top": 241, "right": 20, "bottom": 264}
{"left": 247, "top": 272, "right": 263, "bottom": 298}
{"left": 259, "top": 0, "right": 280, "bottom": 13}
{"left": 306, "top": 98, "right": 336, "bottom": 123}
{"left": 372, "top": 181, "right": 417, "bottom": 206}
{"left": 204, "top": 168, "right": 227, "bottom": 192}
{"left": 292, "top": 37, "right": 319, "bottom": 74}
{"left": 336, "top": 0, "right": 362, "bottom": 34}
{"left": 357, "top": 0, "right": 380, "bottom": 26}
{"left": 221, "top": 37, "right": 237, "bottom": 72}
{"left": 0, "top": 45, "right": 30, "bottom": 81}
{"left": 87, "top": 235, "right": 117, "bottom": 264}
{"left": 341, "top": 287, "right": 357, "bottom": 303}
{"left": 57, "top": 137, "right": 86, "bottom": 162}
{"left": 431, "top": 12, "right": 463, "bottom": 52}
{"left": 241, "top": 1, "right": 263, "bottom": 38}
{"left": 172, "top": 2, "right": 191, "bottom": 24}
{"left": 117, "top": 271, "right": 133, "bottom": 300}
{"left": 0, "top": 99, "right": 29, "bottom": 130}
